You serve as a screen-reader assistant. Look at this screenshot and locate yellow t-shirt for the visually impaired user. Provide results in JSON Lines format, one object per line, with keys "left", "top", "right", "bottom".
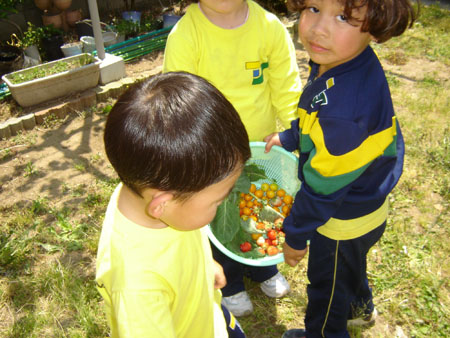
{"left": 95, "top": 184, "right": 227, "bottom": 338}
{"left": 163, "top": 1, "right": 302, "bottom": 141}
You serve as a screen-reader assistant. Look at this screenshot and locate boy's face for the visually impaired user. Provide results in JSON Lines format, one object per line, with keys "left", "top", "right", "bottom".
{"left": 298, "top": 0, "right": 373, "bottom": 75}
{"left": 160, "top": 166, "right": 242, "bottom": 231}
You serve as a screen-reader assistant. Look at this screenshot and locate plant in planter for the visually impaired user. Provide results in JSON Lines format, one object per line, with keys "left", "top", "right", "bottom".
{"left": 7, "top": 22, "right": 44, "bottom": 62}
{"left": 2, "top": 53, "right": 101, "bottom": 107}
{"left": 111, "top": 16, "right": 140, "bottom": 40}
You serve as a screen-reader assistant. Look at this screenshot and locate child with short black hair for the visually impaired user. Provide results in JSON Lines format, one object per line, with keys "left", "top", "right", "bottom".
{"left": 96, "top": 71, "right": 250, "bottom": 337}
{"left": 263, "top": 0, "right": 417, "bottom": 337}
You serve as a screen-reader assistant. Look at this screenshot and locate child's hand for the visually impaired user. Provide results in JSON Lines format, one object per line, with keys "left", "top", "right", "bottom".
{"left": 264, "top": 133, "right": 281, "bottom": 153}
{"left": 213, "top": 260, "right": 227, "bottom": 289}
{"left": 282, "top": 242, "right": 308, "bottom": 267}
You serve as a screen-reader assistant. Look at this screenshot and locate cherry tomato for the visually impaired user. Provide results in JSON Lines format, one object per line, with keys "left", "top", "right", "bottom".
{"left": 283, "top": 195, "right": 293, "bottom": 205}
{"left": 251, "top": 233, "right": 262, "bottom": 240}
{"left": 240, "top": 242, "right": 252, "bottom": 252}
{"left": 270, "top": 196, "right": 283, "bottom": 207}
{"left": 277, "top": 189, "right": 286, "bottom": 197}
{"left": 271, "top": 239, "right": 279, "bottom": 246}
{"left": 250, "top": 215, "right": 258, "bottom": 222}
{"left": 246, "top": 200, "right": 254, "bottom": 208}
{"left": 240, "top": 192, "right": 245, "bottom": 198}
{"left": 257, "top": 247, "right": 266, "bottom": 255}
{"left": 244, "top": 194, "right": 253, "bottom": 201}
{"left": 255, "top": 190, "right": 264, "bottom": 199}
{"left": 249, "top": 184, "right": 256, "bottom": 193}
{"left": 282, "top": 205, "right": 290, "bottom": 214}
{"left": 239, "top": 200, "right": 246, "bottom": 209}
{"left": 274, "top": 217, "right": 284, "bottom": 229}
{"left": 242, "top": 207, "right": 252, "bottom": 216}
{"left": 267, "top": 229, "right": 277, "bottom": 240}
{"left": 256, "top": 236, "right": 266, "bottom": 246}
{"left": 266, "top": 190, "right": 276, "bottom": 199}
{"left": 261, "top": 183, "right": 269, "bottom": 191}
{"left": 256, "top": 222, "right": 265, "bottom": 230}
{"left": 269, "top": 183, "right": 278, "bottom": 191}
{"left": 267, "top": 246, "right": 279, "bottom": 256}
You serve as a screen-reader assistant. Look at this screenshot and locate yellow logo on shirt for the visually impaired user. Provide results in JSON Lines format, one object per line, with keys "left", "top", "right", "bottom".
{"left": 246, "top": 61, "right": 269, "bottom": 85}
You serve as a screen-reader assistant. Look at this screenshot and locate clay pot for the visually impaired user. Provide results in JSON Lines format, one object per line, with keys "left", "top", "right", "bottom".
{"left": 53, "top": 0, "right": 72, "bottom": 11}
{"left": 33, "top": 0, "right": 51, "bottom": 10}
{"left": 65, "top": 9, "right": 81, "bottom": 27}
{"left": 42, "top": 11, "right": 63, "bottom": 29}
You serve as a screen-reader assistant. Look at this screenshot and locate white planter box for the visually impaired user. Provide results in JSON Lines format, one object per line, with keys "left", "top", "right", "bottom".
{"left": 2, "top": 53, "right": 101, "bottom": 107}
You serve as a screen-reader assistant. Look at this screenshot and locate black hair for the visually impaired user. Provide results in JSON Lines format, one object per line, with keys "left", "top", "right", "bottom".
{"left": 104, "top": 72, "right": 250, "bottom": 200}
{"left": 288, "top": 0, "right": 418, "bottom": 43}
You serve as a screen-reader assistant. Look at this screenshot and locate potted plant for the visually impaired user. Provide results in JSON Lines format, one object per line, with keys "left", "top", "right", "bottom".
{"left": 1, "top": 53, "right": 101, "bottom": 107}
{"left": 8, "top": 22, "right": 44, "bottom": 63}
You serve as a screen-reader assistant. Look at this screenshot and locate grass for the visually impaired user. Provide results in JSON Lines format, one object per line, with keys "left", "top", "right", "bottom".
{"left": 0, "top": 3, "right": 449, "bottom": 337}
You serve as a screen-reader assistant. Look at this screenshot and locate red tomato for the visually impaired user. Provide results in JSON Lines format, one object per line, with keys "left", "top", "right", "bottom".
{"left": 267, "top": 246, "right": 279, "bottom": 256}
{"left": 240, "top": 242, "right": 252, "bottom": 252}
{"left": 267, "top": 229, "right": 277, "bottom": 241}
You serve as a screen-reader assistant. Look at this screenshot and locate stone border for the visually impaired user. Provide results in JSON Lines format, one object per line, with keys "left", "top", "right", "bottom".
{"left": 0, "top": 65, "right": 163, "bottom": 140}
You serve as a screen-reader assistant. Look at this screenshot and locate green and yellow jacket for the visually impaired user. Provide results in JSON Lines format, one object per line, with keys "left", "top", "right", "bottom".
{"left": 280, "top": 46, "right": 404, "bottom": 250}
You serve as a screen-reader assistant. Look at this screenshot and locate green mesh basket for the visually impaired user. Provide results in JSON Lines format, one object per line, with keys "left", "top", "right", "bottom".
{"left": 207, "top": 141, "right": 300, "bottom": 266}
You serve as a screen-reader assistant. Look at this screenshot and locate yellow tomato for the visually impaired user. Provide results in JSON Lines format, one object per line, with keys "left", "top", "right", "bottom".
{"left": 261, "top": 183, "right": 269, "bottom": 191}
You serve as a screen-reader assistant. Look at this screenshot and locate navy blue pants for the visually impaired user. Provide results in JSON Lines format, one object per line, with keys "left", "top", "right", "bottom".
{"left": 222, "top": 304, "right": 246, "bottom": 337}
{"left": 304, "top": 222, "right": 386, "bottom": 338}
{"left": 211, "top": 241, "right": 278, "bottom": 296}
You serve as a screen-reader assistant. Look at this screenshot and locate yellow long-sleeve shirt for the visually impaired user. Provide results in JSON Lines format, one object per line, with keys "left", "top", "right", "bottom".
{"left": 96, "top": 184, "right": 227, "bottom": 338}
{"left": 163, "top": 1, "right": 302, "bottom": 141}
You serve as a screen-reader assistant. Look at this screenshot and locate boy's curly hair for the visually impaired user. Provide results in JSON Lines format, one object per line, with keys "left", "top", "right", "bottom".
{"left": 288, "top": 0, "right": 418, "bottom": 43}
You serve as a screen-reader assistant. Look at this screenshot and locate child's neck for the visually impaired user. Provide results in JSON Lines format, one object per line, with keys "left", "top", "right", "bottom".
{"left": 198, "top": 1, "right": 248, "bottom": 29}
{"left": 118, "top": 185, "right": 167, "bottom": 229}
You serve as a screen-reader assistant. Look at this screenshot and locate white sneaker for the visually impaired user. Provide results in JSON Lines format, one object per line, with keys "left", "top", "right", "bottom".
{"left": 347, "top": 308, "right": 378, "bottom": 327}
{"left": 260, "top": 272, "right": 291, "bottom": 298}
{"left": 222, "top": 291, "right": 253, "bottom": 317}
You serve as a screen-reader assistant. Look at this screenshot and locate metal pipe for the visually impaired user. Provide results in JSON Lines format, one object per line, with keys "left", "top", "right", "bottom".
{"left": 86, "top": 0, "right": 105, "bottom": 60}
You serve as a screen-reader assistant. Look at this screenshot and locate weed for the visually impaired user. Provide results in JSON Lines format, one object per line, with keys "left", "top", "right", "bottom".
{"left": 23, "top": 161, "right": 38, "bottom": 177}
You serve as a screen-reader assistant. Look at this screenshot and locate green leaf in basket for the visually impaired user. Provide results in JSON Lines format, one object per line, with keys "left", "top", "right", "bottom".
{"left": 210, "top": 197, "right": 240, "bottom": 244}
{"left": 209, "top": 163, "right": 269, "bottom": 246}
{"left": 259, "top": 205, "right": 284, "bottom": 223}
{"left": 243, "top": 163, "right": 269, "bottom": 182}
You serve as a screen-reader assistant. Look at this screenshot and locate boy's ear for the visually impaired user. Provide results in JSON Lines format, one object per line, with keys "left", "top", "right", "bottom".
{"left": 145, "top": 192, "right": 174, "bottom": 219}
